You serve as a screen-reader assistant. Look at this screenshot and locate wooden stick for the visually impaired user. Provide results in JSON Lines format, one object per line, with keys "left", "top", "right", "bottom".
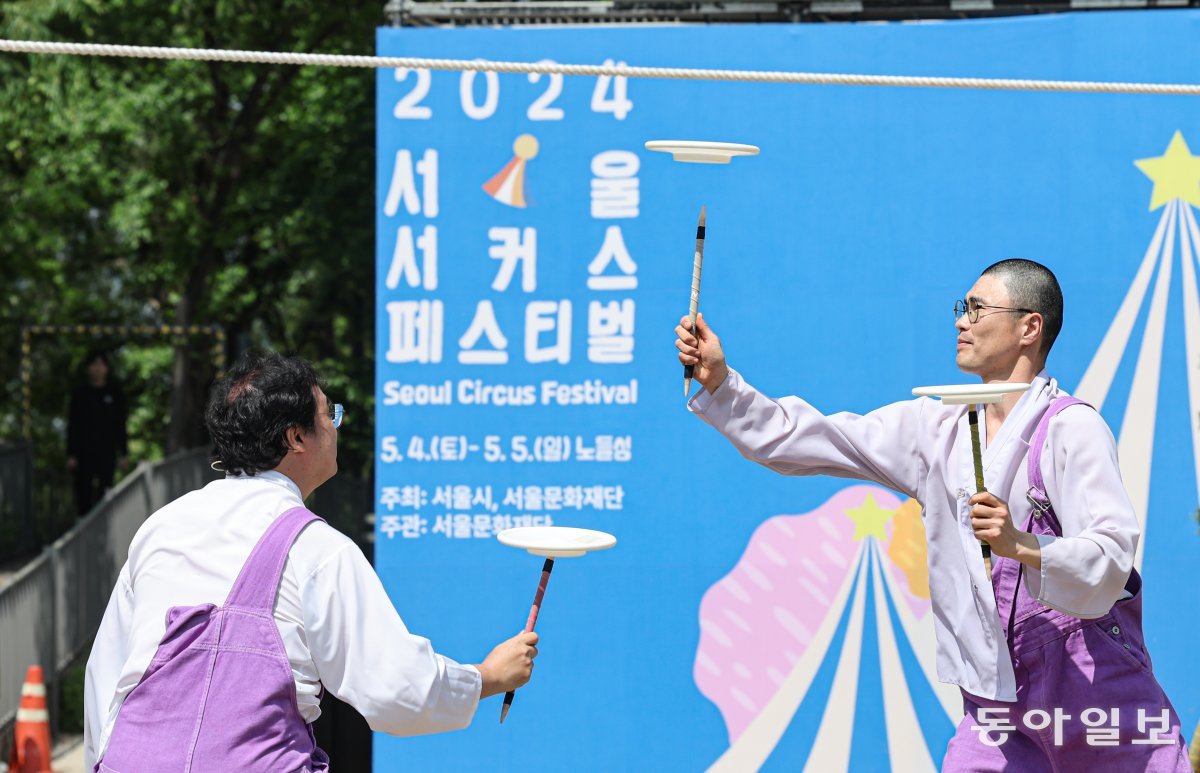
{"left": 684, "top": 206, "right": 707, "bottom": 395}
{"left": 967, "top": 405, "right": 993, "bottom": 579}
{"left": 500, "top": 558, "right": 555, "bottom": 723}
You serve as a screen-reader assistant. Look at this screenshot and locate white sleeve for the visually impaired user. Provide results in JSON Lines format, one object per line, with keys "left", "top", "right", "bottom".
{"left": 1024, "top": 408, "right": 1138, "bottom": 617}
{"left": 689, "top": 369, "right": 925, "bottom": 499}
{"left": 300, "top": 543, "right": 482, "bottom": 736}
{"left": 84, "top": 563, "right": 135, "bottom": 771}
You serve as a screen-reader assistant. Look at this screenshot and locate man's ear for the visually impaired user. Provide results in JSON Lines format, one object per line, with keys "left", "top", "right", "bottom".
{"left": 1022, "top": 312, "right": 1044, "bottom": 352}
{"left": 284, "top": 427, "right": 306, "bottom": 454}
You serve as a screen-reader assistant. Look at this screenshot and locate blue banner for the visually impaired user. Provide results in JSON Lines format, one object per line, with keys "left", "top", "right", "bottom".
{"left": 375, "top": 13, "right": 1200, "bottom": 770}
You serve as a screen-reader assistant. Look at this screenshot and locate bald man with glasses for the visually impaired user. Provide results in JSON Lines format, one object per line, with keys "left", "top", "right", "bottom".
{"left": 676, "top": 259, "right": 1190, "bottom": 771}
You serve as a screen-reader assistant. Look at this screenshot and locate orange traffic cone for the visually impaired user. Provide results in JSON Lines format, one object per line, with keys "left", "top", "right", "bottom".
{"left": 10, "top": 665, "right": 52, "bottom": 773}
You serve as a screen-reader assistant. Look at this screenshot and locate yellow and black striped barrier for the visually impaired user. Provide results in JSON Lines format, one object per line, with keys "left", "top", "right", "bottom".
{"left": 19, "top": 323, "right": 226, "bottom": 439}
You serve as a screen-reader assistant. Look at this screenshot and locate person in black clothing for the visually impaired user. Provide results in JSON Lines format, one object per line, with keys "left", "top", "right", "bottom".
{"left": 67, "top": 351, "right": 129, "bottom": 515}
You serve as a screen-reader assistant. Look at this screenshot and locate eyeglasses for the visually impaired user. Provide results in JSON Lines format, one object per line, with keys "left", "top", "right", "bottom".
{"left": 954, "top": 299, "right": 1036, "bottom": 324}
{"left": 329, "top": 403, "right": 345, "bottom": 429}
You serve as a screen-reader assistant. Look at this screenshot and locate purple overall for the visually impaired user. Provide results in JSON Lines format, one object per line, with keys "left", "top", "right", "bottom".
{"left": 943, "top": 398, "right": 1191, "bottom": 771}
{"left": 97, "top": 507, "right": 330, "bottom": 772}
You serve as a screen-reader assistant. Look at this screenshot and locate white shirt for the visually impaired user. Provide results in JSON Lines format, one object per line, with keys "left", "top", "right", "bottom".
{"left": 84, "top": 471, "right": 481, "bottom": 769}
{"left": 691, "top": 369, "right": 1138, "bottom": 702}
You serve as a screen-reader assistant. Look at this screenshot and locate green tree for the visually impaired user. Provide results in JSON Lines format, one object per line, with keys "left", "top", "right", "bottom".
{"left": 0, "top": 0, "right": 381, "bottom": 542}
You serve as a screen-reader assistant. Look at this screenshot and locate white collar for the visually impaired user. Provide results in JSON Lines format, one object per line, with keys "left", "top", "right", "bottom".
{"left": 225, "top": 469, "right": 303, "bottom": 499}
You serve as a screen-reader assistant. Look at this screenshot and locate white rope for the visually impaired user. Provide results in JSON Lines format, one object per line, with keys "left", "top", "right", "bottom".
{"left": 1, "top": 37, "right": 1199, "bottom": 96}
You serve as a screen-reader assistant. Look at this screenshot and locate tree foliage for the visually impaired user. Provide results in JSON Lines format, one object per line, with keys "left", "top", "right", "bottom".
{"left": 0, "top": 0, "right": 381, "bottom": 543}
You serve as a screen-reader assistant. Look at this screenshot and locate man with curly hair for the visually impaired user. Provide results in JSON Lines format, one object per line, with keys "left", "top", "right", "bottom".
{"left": 85, "top": 351, "right": 537, "bottom": 771}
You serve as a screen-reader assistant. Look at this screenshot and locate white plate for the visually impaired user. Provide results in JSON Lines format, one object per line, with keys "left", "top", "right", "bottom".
{"left": 497, "top": 526, "right": 618, "bottom": 558}
{"left": 644, "top": 140, "right": 760, "bottom": 164}
{"left": 912, "top": 382, "right": 1031, "bottom": 405}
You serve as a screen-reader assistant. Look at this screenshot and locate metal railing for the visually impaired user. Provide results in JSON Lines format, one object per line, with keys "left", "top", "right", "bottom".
{"left": 0, "top": 449, "right": 217, "bottom": 742}
{"left": 0, "top": 443, "right": 34, "bottom": 562}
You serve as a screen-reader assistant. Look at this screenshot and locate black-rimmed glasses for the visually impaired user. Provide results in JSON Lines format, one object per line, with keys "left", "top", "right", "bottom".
{"left": 329, "top": 403, "right": 345, "bottom": 429}
{"left": 954, "top": 299, "right": 1036, "bottom": 324}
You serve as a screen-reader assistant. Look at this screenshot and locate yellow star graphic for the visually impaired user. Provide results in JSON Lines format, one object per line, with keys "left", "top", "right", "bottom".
{"left": 1134, "top": 131, "right": 1200, "bottom": 211}
{"left": 845, "top": 493, "right": 894, "bottom": 542}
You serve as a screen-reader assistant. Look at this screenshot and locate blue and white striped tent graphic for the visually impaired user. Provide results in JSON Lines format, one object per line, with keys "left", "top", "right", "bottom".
{"left": 709, "top": 539, "right": 961, "bottom": 771}
{"left": 696, "top": 487, "right": 961, "bottom": 772}
{"left": 1076, "top": 132, "right": 1200, "bottom": 570}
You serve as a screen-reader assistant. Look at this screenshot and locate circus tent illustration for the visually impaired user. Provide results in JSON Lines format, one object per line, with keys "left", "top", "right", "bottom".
{"left": 1075, "top": 130, "right": 1200, "bottom": 569}
{"left": 693, "top": 133, "right": 1200, "bottom": 771}
{"left": 483, "top": 134, "right": 540, "bottom": 208}
{"left": 696, "top": 486, "right": 961, "bottom": 772}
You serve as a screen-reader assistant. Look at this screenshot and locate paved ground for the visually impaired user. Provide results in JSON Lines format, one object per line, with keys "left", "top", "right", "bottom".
{"left": 52, "top": 733, "right": 85, "bottom": 773}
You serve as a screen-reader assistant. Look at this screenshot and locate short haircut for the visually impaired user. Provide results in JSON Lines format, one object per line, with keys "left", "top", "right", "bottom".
{"left": 981, "top": 258, "right": 1064, "bottom": 357}
{"left": 83, "top": 350, "right": 111, "bottom": 369}
{"left": 204, "top": 351, "right": 323, "bottom": 476}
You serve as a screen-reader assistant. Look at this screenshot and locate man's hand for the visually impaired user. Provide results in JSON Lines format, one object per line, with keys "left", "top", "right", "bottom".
{"left": 675, "top": 313, "right": 730, "bottom": 394}
{"left": 969, "top": 491, "right": 1041, "bottom": 570}
{"left": 476, "top": 631, "right": 539, "bottom": 699}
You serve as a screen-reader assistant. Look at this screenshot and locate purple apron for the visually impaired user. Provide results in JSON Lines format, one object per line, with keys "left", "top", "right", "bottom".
{"left": 943, "top": 398, "right": 1191, "bottom": 771}
{"left": 97, "top": 507, "right": 330, "bottom": 772}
